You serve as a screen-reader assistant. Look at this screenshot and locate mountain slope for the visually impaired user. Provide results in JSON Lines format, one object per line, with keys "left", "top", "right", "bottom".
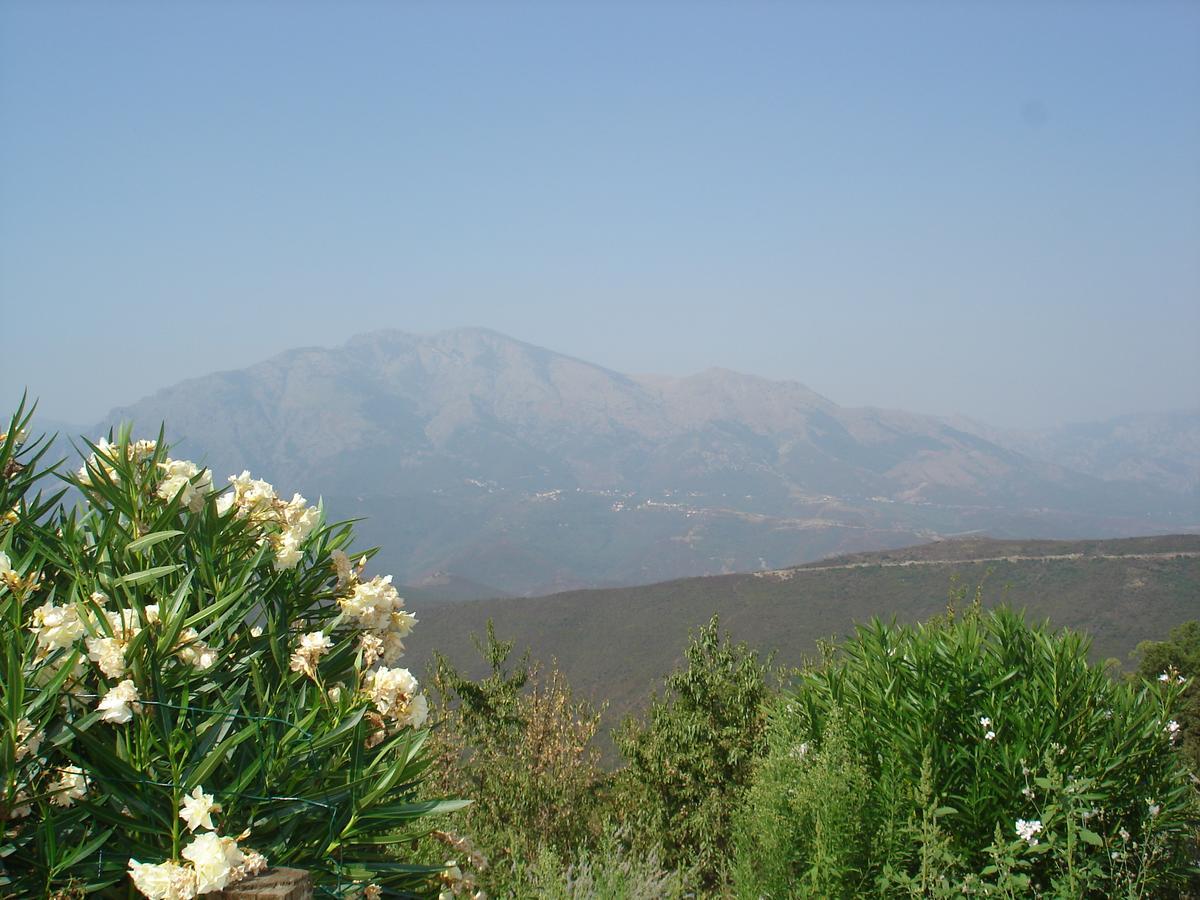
{"left": 90, "top": 328, "right": 1197, "bottom": 595}
{"left": 407, "top": 535, "right": 1200, "bottom": 734}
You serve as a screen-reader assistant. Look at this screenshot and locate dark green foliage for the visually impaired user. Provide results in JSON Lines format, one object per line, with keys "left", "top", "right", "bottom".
{"left": 734, "top": 606, "right": 1200, "bottom": 897}
{"left": 615, "top": 615, "right": 773, "bottom": 886}
{"left": 425, "top": 623, "right": 606, "bottom": 896}
{"left": 411, "top": 536, "right": 1200, "bottom": 740}
{"left": 1136, "top": 621, "right": 1200, "bottom": 772}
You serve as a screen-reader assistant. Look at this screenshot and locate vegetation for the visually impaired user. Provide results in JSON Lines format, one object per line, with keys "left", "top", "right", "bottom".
{"left": 614, "top": 617, "right": 773, "bottom": 886}
{"left": 0, "top": 403, "right": 463, "bottom": 898}
{"left": 5, "top": 402, "right": 1198, "bottom": 897}
{"left": 733, "top": 605, "right": 1199, "bottom": 897}
{"left": 421, "top": 624, "right": 606, "bottom": 896}
{"left": 1135, "top": 621, "right": 1200, "bottom": 772}
{"left": 410, "top": 535, "right": 1200, "bottom": 736}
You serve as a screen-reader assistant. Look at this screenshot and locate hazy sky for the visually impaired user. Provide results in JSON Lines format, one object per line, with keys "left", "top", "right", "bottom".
{"left": 2, "top": 1, "right": 1197, "bottom": 430}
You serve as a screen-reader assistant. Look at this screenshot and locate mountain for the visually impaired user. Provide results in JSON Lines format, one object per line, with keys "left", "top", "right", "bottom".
{"left": 407, "top": 535, "right": 1200, "bottom": 743}
{"left": 950, "top": 411, "right": 1200, "bottom": 495}
{"left": 83, "top": 328, "right": 1196, "bottom": 595}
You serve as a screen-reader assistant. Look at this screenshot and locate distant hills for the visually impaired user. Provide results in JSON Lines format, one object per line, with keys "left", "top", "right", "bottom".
{"left": 65, "top": 327, "right": 1198, "bottom": 596}
{"left": 408, "top": 535, "right": 1200, "bottom": 741}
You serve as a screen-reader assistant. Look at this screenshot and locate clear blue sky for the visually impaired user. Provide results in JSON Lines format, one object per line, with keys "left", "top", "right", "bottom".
{"left": 2, "top": 1, "right": 1197, "bottom": 429}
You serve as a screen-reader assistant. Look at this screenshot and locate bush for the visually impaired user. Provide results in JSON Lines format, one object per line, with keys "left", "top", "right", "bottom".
{"left": 734, "top": 605, "right": 1200, "bottom": 898}
{"left": 519, "top": 830, "right": 693, "bottom": 899}
{"left": 1135, "top": 621, "right": 1200, "bottom": 773}
{"left": 0, "top": 405, "right": 463, "bottom": 898}
{"left": 615, "top": 615, "right": 773, "bottom": 886}
{"left": 423, "top": 623, "right": 605, "bottom": 896}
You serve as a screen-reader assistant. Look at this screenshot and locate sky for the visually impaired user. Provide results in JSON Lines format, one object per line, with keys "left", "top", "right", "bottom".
{"left": 1, "top": 1, "right": 1197, "bottom": 430}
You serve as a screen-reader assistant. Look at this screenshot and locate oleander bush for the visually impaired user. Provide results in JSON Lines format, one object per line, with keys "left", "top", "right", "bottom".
{"left": 0, "top": 402, "right": 465, "bottom": 898}
{"left": 1135, "top": 621, "right": 1200, "bottom": 774}
{"left": 733, "top": 605, "right": 1200, "bottom": 898}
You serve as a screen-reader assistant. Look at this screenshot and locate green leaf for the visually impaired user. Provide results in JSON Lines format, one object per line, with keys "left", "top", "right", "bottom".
{"left": 124, "top": 530, "right": 183, "bottom": 555}
{"left": 115, "top": 564, "right": 180, "bottom": 587}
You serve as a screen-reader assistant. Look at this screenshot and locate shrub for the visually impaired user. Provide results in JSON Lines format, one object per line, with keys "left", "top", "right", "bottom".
{"left": 519, "top": 829, "right": 694, "bottom": 899}
{"left": 0, "top": 405, "right": 463, "bottom": 898}
{"left": 615, "top": 615, "right": 773, "bottom": 886}
{"left": 1135, "top": 621, "right": 1200, "bottom": 773}
{"left": 423, "top": 623, "right": 605, "bottom": 896}
{"left": 734, "top": 605, "right": 1200, "bottom": 897}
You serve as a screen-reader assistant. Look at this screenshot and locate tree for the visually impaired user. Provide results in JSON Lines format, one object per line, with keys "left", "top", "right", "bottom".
{"left": 615, "top": 615, "right": 773, "bottom": 885}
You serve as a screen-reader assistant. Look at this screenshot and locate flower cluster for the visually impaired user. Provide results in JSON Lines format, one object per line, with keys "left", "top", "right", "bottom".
{"left": 1015, "top": 818, "right": 1043, "bottom": 845}
{"left": 217, "top": 471, "right": 320, "bottom": 570}
{"left": 76, "top": 438, "right": 157, "bottom": 486}
{"left": 339, "top": 571, "right": 417, "bottom": 667}
{"left": 289, "top": 630, "right": 332, "bottom": 680}
{"left": 156, "top": 458, "right": 212, "bottom": 513}
{"left": 127, "top": 785, "right": 267, "bottom": 899}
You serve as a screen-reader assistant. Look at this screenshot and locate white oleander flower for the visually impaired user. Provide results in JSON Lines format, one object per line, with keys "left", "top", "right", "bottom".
{"left": 182, "top": 832, "right": 243, "bottom": 894}
{"left": 7, "top": 789, "right": 32, "bottom": 819}
{"left": 281, "top": 493, "right": 319, "bottom": 542}
{"left": 14, "top": 717, "right": 42, "bottom": 762}
{"left": 984, "top": 730, "right": 996, "bottom": 741}
{"left": 176, "top": 628, "right": 217, "bottom": 669}
{"left": 224, "top": 471, "right": 277, "bottom": 518}
{"left": 99, "top": 679, "right": 141, "bottom": 724}
{"left": 229, "top": 847, "right": 269, "bottom": 883}
{"left": 1165, "top": 720, "right": 1181, "bottom": 740}
{"left": 1159, "top": 672, "right": 1171, "bottom": 683}
{"left": 289, "top": 631, "right": 333, "bottom": 679}
{"left": 0, "top": 550, "right": 11, "bottom": 578}
{"left": 979, "top": 716, "right": 991, "bottom": 728}
{"left": 156, "top": 459, "right": 212, "bottom": 513}
{"left": 402, "top": 692, "right": 429, "bottom": 729}
{"left": 359, "top": 632, "right": 384, "bottom": 668}
{"left": 1147, "top": 799, "right": 1161, "bottom": 817}
{"left": 332, "top": 549, "right": 355, "bottom": 588}
{"left": 380, "top": 630, "right": 408, "bottom": 666}
{"left": 363, "top": 666, "right": 419, "bottom": 718}
{"left": 50, "top": 765, "right": 88, "bottom": 807}
{"left": 87, "top": 635, "right": 128, "bottom": 678}
{"left": 130, "top": 439, "right": 158, "bottom": 460}
{"left": 127, "top": 859, "right": 197, "bottom": 900}
{"left": 340, "top": 575, "right": 405, "bottom": 632}
{"left": 77, "top": 438, "right": 120, "bottom": 486}
{"left": 1015, "top": 819, "right": 1042, "bottom": 845}
{"left": 390, "top": 609, "right": 417, "bottom": 639}
{"left": 30, "top": 601, "right": 85, "bottom": 653}
{"left": 272, "top": 530, "right": 304, "bottom": 570}
{"left": 179, "top": 786, "right": 219, "bottom": 833}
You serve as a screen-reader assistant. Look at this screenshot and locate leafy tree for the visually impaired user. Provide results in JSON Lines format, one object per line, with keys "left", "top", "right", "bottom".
{"left": 615, "top": 615, "right": 773, "bottom": 886}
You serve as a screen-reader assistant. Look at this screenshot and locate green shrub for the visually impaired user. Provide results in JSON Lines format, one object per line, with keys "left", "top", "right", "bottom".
{"left": 0, "top": 404, "right": 463, "bottom": 897}
{"left": 519, "top": 830, "right": 694, "bottom": 899}
{"left": 423, "top": 623, "right": 605, "bottom": 897}
{"left": 615, "top": 615, "right": 773, "bottom": 887}
{"left": 1135, "top": 621, "right": 1200, "bottom": 773}
{"left": 734, "top": 605, "right": 1199, "bottom": 897}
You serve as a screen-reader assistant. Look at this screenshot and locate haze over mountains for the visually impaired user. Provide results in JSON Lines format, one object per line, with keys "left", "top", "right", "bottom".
{"left": 82, "top": 328, "right": 1198, "bottom": 596}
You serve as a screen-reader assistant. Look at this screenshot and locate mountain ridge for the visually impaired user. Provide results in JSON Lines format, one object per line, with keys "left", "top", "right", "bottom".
{"left": 83, "top": 327, "right": 1198, "bottom": 595}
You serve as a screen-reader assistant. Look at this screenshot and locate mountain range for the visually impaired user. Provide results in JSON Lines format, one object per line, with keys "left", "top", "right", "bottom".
{"left": 66, "top": 327, "right": 1199, "bottom": 596}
